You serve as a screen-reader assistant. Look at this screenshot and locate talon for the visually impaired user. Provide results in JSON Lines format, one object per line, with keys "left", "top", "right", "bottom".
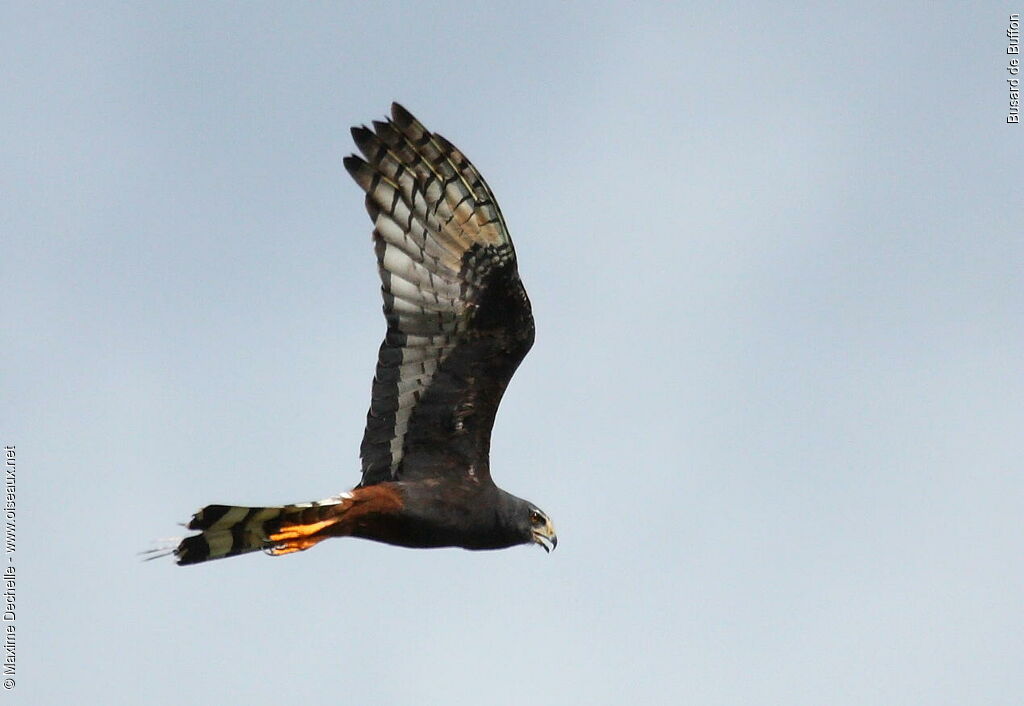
{"left": 267, "top": 537, "right": 325, "bottom": 556}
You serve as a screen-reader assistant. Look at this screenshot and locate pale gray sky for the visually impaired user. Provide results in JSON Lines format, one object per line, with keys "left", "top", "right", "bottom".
{"left": 3, "top": 2, "right": 1022, "bottom": 704}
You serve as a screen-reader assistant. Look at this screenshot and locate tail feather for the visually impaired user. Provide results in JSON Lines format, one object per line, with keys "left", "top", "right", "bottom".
{"left": 174, "top": 494, "right": 353, "bottom": 566}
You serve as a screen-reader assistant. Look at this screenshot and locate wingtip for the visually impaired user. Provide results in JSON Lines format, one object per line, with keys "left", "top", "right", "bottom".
{"left": 343, "top": 154, "right": 368, "bottom": 177}
{"left": 350, "top": 125, "right": 378, "bottom": 157}
{"left": 391, "top": 102, "right": 415, "bottom": 128}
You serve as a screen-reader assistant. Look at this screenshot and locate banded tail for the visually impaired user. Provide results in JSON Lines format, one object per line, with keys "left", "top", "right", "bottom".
{"left": 174, "top": 493, "right": 354, "bottom": 566}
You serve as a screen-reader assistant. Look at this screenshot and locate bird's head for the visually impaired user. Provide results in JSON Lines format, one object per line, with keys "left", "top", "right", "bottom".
{"left": 496, "top": 490, "right": 557, "bottom": 552}
{"left": 525, "top": 504, "right": 557, "bottom": 553}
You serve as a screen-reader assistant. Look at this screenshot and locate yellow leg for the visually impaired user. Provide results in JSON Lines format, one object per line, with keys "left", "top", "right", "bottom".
{"left": 268, "top": 518, "right": 336, "bottom": 542}
{"left": 265, "top": 517, "right": 338, "bottom": 556}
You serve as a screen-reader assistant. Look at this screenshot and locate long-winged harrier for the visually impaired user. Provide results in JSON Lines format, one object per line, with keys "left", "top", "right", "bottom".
{"left": 171, "top": 103, "right": 556, "bottom": 565}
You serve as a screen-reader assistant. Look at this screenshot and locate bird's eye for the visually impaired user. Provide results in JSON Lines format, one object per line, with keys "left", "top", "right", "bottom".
{"left": 530, "top": 511, "right": 544, "bottom": 525}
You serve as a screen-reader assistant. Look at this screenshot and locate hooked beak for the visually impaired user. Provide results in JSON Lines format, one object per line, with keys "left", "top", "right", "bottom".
{"left": 532, "top": 519, "right": 557, "bottom": 553}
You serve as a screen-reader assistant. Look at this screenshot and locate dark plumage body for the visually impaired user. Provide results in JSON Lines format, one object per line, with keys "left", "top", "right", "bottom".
{"left": 169, "top": 103, "right": 556, "bottom": 566}
{"left": 347, "top": 482, "right": 537, "bottom": 551}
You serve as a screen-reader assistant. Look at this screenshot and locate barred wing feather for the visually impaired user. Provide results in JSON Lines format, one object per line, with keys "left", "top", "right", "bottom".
{"left": 344, "top": 103, "right": 534, "bottom": 487}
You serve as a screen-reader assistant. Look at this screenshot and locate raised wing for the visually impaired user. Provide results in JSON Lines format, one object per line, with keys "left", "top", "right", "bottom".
{"left": 344, "top": 104, "right": 534, "bottom": 487}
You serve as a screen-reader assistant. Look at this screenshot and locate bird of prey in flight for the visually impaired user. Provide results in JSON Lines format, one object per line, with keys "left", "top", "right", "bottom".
{"left": 169, "top": 103, "right": 556, "bottom": 565}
